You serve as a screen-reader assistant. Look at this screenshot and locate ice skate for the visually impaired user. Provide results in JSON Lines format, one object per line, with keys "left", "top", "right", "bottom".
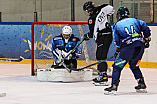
{"left": 104, "top": 84, "right": 117, "bottom": 95}
{"left": 135, "top": 78, "right": 147, "bottom": 93}
{"left": 93, "top": 72, "right": 108, "bottom": 86}
{"left": 104, "top": 80, "right": 120, "bottom": 95}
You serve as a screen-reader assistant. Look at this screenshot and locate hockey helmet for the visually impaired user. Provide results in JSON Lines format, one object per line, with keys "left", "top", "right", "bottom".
{"left": 116, "top": 7, "right": 130, "bottom": 20}
{"left": 62, "top": 26, "right": 72, "bottom": 39}
{"left": 83, "top": 1, "right": 95, "bottom": 12}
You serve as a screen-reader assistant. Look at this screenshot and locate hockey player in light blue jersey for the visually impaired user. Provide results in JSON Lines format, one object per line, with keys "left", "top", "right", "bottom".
{"left": 104, "top": 7, "right": 151, "bottom": 95}
{"left": 51, "top": 26, "right": 82, "bottom": 69}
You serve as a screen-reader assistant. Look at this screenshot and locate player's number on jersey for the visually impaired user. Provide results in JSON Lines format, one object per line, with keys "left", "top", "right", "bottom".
{"left": 125, "top": 25, "right": 136, "bottom": 35}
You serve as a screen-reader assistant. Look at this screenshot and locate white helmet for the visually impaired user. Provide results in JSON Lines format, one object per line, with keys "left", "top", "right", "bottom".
{"left": 62, "top": 26, "right": 72, "bottom": 35}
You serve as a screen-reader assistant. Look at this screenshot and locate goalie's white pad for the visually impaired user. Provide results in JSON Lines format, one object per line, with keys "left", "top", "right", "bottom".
{"left": 37, "top": 68, "right": 93, "bottom": 82}
{"left": 52, "top": 49, "right": 63, "bottom": 66}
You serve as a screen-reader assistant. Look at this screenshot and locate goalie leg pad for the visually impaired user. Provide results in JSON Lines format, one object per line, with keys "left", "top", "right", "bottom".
{"left": 37, "top": 68, "right": 93, "bottom": 82}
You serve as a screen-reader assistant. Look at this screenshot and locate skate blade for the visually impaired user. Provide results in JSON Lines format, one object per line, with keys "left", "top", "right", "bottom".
{"left": 136, "top": 89, "right": 147, "bottom": 93}
{"left": 93, "top": 82, "right": 108, "bottom": 86}
{"left": 104, "top": 90, "right": 116, "bottom": 95}
{"left": 0, "top": 92, "right": 6, "bottom": 97}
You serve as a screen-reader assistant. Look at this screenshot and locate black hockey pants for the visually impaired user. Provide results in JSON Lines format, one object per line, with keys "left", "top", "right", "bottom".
{"left": 96, "top": 34, "right": 113, "bottom": 72}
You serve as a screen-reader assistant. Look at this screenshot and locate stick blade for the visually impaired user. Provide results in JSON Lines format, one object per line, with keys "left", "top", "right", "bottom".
{"left": 20, "top": 56, "right": 24, "bottom": 60}
{"left": 19, "top": 56, "right": 24, "bottom": 61}
{"left": 62, "top": 63, "right": 72, "bottom": 73}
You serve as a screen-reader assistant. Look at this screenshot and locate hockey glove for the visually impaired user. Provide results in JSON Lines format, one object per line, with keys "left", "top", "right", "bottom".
{"left": 144, "top": 37, "right": 151, "bottom": 48}
{"left": 83, "top": 32, "right": 90, "bottom": 40}
{"left": 61, "top": 50, "right": 72, "bottom": 60}
{"left": 114, "top": 48, "right": 120, "bottom": 58}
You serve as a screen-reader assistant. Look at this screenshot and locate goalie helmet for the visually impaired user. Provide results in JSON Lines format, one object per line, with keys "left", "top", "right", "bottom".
{"left": 83, "top": 1, "right": 95, "bottom": 12}
{"left": 62, "top": 26, "right": 72, "bottom": 35}
{"left": 116, "top": 7, "right": 130, "bottom": 20}
{"left": 62, "top": 26, "right": 72, "bottom": 42}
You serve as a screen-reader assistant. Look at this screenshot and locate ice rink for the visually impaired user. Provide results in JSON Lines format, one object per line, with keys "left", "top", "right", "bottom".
{"left": 0, "top": 64, "right": 157, "bottom": 104}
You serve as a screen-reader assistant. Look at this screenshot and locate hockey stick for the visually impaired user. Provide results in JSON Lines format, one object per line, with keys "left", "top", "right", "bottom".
{"left": 72, "top": 56, "right": 115, "bottom": 71}
{"left": 0, "top": 56, "right": 24, "bottom": 62}
{"left": 62, "top": 62, "right": 72, "bottom": 73}
{"left": 51, "top": 38, "right": 85, "bottom": 69}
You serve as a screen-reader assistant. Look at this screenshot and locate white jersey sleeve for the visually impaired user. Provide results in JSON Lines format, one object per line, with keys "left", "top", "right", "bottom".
{"left": 104, "top": 5, "right": 115, "bottom": 16}
{"left": 93, "top": 5, "right": 115, "bottom": 40}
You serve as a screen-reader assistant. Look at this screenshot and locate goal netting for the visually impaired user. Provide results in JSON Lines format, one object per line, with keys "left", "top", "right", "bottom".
{"left": 31, "top": 22, "right": 98, "bottom": 75}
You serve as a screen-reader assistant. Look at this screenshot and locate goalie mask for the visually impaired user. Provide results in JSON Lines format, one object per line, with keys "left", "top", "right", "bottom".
{"left": 62, "top": 26, "right": 72, "bottom": 43}
{"left": 116, "top": 7, "right": 130, "bottom": 20}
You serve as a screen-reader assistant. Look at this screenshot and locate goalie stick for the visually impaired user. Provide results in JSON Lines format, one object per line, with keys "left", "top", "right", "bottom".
{"left": 51, "top": 38, "right": 85, "bottom": 70}
{"left": 0, "top": 56, "right": 24, "bottom": 62}
{"left": 62, "top": 62, "right": 72, "bottom": 73}
{"left": 71, "top": 56, "right": 115, "bottom": 72}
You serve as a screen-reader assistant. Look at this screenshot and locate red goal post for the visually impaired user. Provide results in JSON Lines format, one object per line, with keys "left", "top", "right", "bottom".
{"left": 31, "top": 22, "right": 93, "bottom": 76}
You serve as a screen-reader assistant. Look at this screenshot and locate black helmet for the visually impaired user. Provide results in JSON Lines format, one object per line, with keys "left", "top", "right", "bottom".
{"left": 83, "top": 1, "right": 95, "bottom": 12}
{"left": 117, "top": 7, "right": 130, "bottom": 17}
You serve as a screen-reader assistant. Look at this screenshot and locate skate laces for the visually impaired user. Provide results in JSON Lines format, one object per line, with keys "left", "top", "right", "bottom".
{"left": 97, "top": 72, "right": 107, "bottom": 80}
{"left": 110, "top": 85, "right": 117, "bottom": 90}
{"left": 95, "top": 75, "right": 108, "bottom": 81}
{"left": 105, "top": 85, "right": 117, "bottom": 92}
{"left": 135, "top": 78, "right": 146, "bottom": 89}
{"left": 95, "top": 75, "right": 103, "bottom": 81}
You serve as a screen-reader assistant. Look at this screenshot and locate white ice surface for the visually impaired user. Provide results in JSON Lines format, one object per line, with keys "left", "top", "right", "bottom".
{"left": 0, "top": 64, "right": 157, "bottom": 104}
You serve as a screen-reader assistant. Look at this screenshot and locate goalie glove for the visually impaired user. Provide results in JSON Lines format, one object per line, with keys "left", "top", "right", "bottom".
{"left": 61, "top": 50, "right": 72, "bottom": 60}
{"left": 83, "top": 32, "right": 91, "bottom": 40}
{"left": 144, "top": 37, "right": 151, "bottom": 48}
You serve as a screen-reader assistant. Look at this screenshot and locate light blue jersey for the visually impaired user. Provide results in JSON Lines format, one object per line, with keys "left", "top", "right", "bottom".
{"left": 113, "top": 18, "right": 151, "bottom": 48}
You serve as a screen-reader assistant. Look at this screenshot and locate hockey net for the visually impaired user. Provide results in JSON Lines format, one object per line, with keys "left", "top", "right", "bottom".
{"left": 31, "top": 22, "right": 98, "bottom": 75}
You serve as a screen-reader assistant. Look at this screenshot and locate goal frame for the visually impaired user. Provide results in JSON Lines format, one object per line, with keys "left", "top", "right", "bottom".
{"left": 31, "top": 22, "right": 88, "bottom": 76}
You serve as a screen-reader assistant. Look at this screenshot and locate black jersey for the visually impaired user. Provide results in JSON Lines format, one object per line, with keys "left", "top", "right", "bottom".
{"left": 88, "top": 4, "right": 115, "bottom": 40}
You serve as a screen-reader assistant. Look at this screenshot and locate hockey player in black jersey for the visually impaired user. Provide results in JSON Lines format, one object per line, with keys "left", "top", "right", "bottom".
{"left": 83, "top": 1, "right": 115, "bottom": 86}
